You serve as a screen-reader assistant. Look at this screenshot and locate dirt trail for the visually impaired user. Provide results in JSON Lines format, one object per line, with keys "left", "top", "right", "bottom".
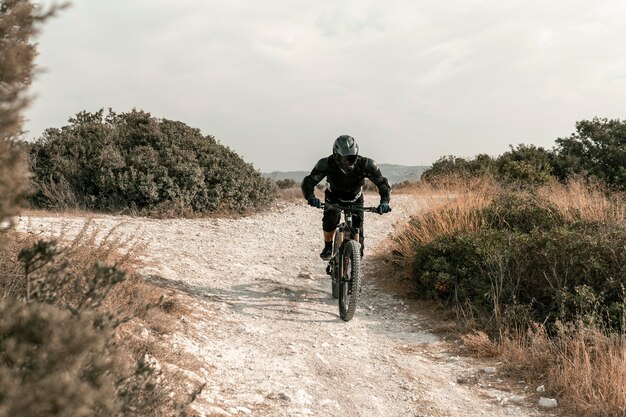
{"left": 17, "top": 195, "right": 546, "bottom": 417}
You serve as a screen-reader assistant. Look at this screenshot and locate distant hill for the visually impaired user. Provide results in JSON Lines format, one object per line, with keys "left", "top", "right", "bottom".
{"left": 263, "top": 163, "right": 429, "bottom": 185}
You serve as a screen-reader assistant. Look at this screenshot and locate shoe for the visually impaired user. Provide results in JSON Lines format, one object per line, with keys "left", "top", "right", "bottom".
{"left": 320, "top": 246, "right": 332, "bottom": 260}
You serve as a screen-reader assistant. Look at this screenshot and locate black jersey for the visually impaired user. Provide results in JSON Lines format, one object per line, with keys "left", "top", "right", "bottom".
{"left": 301, "top": 155, "right": 391, "bottom": 203}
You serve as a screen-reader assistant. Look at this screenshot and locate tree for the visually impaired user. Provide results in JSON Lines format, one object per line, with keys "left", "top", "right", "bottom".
{"left": 496, "top": 144, "right": 555, "bottom": 185}
{"left": 554, "top": 118, "right": 626, "bottom": 189}
{"left": 0, "top": 1, "right": 63, "bottom": 231}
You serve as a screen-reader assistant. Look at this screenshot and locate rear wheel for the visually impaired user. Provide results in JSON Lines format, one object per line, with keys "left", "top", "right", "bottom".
{"left": 338, "top": 240, "right": 362, "bottom": 321}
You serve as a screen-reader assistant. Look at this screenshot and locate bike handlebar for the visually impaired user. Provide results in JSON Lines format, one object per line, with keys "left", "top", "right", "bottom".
{"left": 319, "top": 202, "right": 390, "bottom": 214}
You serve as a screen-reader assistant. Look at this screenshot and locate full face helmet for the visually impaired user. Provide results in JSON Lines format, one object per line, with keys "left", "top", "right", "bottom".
{"left": 332, "top": 135, "right": 359, "bottom": 171}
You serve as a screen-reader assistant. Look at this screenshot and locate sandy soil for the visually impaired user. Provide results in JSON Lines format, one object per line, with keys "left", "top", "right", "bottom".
{"left": 16, "top": 195, "right": 550, "bottom": 417}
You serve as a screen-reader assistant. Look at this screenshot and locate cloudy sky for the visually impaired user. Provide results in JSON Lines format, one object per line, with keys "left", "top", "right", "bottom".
{"left": 26, "top": 0, "right": 626, "bottom": 172}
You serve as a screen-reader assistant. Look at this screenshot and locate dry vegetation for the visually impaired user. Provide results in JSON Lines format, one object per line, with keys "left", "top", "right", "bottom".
{"left": 391, "top": 175, "right": 501, "bottom": 270}
{"left": 396, "top": 176, "right": 626, "bottom": 417}
{"left": 462, "top": 324, "right": 625, "bottom": 417}
{"left": 536, "top": 176, "right": 626, "bottom": 224}
{"left": 273, "top": 185, "right": 305, "bottom": 201}
{"left": 0, "top": 222, "right": 200, "bottom": 416}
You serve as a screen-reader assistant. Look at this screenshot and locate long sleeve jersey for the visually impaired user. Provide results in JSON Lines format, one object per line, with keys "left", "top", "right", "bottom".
{"left": 301, "top": 155, "right": 391, "bottom": 203}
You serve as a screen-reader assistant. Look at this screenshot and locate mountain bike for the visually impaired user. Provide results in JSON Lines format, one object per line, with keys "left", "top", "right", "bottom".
{"left": 319, "top": 203, "right": 382, "bottom": 321}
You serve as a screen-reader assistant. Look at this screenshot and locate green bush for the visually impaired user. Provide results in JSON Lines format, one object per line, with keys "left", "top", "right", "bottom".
{"left": 482, "top": 194, "right": 566, "bottom": 233}
{"left": 554, "top": 118, "right": 626, "bottom": 190}
{"left": 421, "top": 154, "right": 495, "bottom": 182}
{"left": 29, "top": 109, "right": 273, "bottom": 215}
{"left": 421, "top": 145, "right": 555, "bottom": 186}
{"left": 411, "top": 194, "right": 626, "bottom": 330}
{"left": 495, "top": 144, "right": 555, "bottom": 185}
{"left": 275, "top": 178, "right": 298, "bottom": 189}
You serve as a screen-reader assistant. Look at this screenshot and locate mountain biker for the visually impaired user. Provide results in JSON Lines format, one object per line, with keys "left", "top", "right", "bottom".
{"left": 301, "top": 135, "right": 392, "bottom": 260}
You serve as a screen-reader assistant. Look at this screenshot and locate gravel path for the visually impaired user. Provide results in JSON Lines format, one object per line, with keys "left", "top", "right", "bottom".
{"left": 17, "top": 195, "right": 546, "bottom": 417}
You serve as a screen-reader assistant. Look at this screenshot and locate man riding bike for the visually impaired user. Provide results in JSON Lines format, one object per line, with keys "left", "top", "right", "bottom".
{"left": 301, "top": 135, "right": 392, "bottom": 260}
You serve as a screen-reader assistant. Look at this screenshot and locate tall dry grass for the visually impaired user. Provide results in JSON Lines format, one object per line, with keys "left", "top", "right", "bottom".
{"left": 463, "top": 325, "right": 625, "bottom": 417}
{"left": 537, "top": 177, "right": 626, "bottom": 225}
{"left": 552, "top": 325, "right": 625, "bottom": 416}
{"left": 391, "top": 175, "right": 501, "bottom": 270}
{"left": 1, "top": 220, "right": 186, "bottom": 326}
{"left": 274, "top": 186, "right": 305, "bottom": 201}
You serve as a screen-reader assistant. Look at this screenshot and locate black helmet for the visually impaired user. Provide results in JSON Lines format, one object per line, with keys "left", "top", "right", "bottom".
{"left": 332, "top": 135, "right": 359, "bottom": 171}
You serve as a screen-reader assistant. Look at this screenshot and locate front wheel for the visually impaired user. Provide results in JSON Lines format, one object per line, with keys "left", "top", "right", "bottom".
{"left": 338, "top": 240, "right": 362, "bottom": 321}
{"left": 331, "top": 259, "right": 339, "bottom": 299}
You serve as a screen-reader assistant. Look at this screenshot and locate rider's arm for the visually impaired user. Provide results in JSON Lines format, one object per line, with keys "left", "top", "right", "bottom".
{"left": 363, "top": 158, "right": 391, "bottom": 203}
{"left": 301, "top": 157, "right": 330, "bottom": 200}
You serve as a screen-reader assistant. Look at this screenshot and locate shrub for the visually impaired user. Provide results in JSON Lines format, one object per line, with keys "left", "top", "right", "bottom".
{"left": 421, "top": 154, "right": 495, "bottom": 182}
{"left": 275, "top": 178, "right": 297, "bottom": 189}
{"left": 29, "top": 109, "right": 273, "bottom": 215}
{"left": 495, "top": 144, "right": 555, "bottom": 185}
{"left": 554, "top": 118, "right": 626, "bottom": 190}
{"left": 421, "top": 145, "right": 555, "bottom": 186}
{"left": 482, "top": 193, "right": 566, "bottom": 233}
{"left": 398, "top": 177, "right": 626, "bottom": 417}
{"left": 0, "top": 298, "right": 119, "bottom": 417}
{"left": 409, "top": 192, "right": 626, "bottom": 330}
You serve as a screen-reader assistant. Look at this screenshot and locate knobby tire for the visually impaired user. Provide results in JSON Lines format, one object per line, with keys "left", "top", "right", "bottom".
{"left": 331, "top": 267, "right": 340, "bottom": 299}
{"left": 338, "top": 240, "right": 362, "bottom": 321}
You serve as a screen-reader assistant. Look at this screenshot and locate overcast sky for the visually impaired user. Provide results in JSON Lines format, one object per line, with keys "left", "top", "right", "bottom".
{"left": 25, "top": 0, "right": 626, "bottom": 172}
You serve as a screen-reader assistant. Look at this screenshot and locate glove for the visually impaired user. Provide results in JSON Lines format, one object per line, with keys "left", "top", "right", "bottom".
{"left": 376, "top": 202, "right": 391, "bottom": 214}
{"left": 307, "top": 197, "right": 321, "bottom": 208}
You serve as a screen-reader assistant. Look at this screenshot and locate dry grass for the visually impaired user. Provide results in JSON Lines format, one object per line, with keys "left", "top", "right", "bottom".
{"left": 274, "top": 186, "right": 305, "bottom": 201}
{"left": 460, "top": 331, "right": 499, "bottom": 358}
{"left": 391, "top": 175, "right": 501, "bottom": 270}
{"left": 537, "top": 177, "right": 626, "bottom": 225}
{"left": 0, "top": 231, "right": 32, "bottom": 298}
{"left": 551, "top": 326, "right": 625, "bottom": 417}
{"left": 462, "top": 325, "right": 625, "bottom": 417}
{"left": 1, "top": 219, "right": 189, "bottom": 327}
{"left": 35, "top": 175, "right": 83, "bottom": 211}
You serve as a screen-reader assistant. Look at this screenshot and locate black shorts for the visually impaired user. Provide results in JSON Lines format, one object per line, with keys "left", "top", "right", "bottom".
{"left": 322, "top": 191, "right": 364, "bottom": 234}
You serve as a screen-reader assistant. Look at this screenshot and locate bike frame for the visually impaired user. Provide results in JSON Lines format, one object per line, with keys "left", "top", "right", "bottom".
{"left": 321, "top": 203, "right": 378, "bottom": 278}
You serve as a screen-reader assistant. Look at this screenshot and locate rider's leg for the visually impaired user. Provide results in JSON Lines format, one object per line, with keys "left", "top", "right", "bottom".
{"left": 321, "top": 193, "right": 340, "bottom": 260}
